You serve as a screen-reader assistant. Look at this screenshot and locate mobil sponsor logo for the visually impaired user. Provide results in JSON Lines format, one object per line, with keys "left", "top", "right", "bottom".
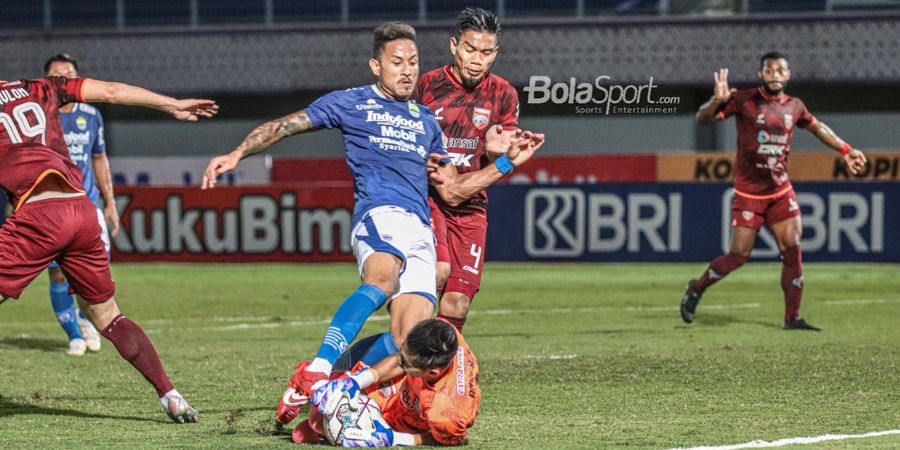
{"left": 524, "top": 188, "right": 682, "bottom": 257}
{"left": 113, "top": 192, "right": 352, "bottom": 257}
{"left": 719, "top": 188, "right": 885, "bottom": 258}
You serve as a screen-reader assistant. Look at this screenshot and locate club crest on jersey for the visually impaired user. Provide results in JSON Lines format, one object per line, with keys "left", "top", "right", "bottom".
{"left": 742, "top": 211, "right": 754, "bottom": 221}
{"left": 784, "top": 114, "right": 794, "bottom": 130}
{"left": 472, "top": 107, "right": 490, "bottom": 129}
{"left": 407, "top": 101, "right": 420, "bottom": 118}
{"left": 76, "top": 116, "right": 88, "bottom": 131}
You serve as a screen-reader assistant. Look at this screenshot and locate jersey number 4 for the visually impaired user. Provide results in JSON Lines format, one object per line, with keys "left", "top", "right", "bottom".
{"left": 0, "top": 102, "right": 47, "bottom": 145}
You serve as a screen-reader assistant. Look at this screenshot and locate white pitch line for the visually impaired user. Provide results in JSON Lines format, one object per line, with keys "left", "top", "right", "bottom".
{"left": 667, "top": 428, "right": 900, "bottom": 450}
{"left": 626, "top": 303, "right": 761, "bottom": 312}
{"left": 823, "top": 298, "right": 900, "bottom": 306}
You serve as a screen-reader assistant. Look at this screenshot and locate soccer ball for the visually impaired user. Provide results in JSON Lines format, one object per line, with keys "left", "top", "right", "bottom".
{"left": 323, "top": 393, "right": 386, "bottom": 445}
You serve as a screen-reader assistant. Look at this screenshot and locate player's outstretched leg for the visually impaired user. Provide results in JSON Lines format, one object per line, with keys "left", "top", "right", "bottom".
{"left": 780, "top": 245, "right": 820, "bottom": 331}
{"left": 77, "top": 296, "right": 199, "bottom": 423}
{"left": 332, "top": 332, "right": 399, "bottom": 373}
{"left": 276, "top": 283, "right": 389, "bottom": 425}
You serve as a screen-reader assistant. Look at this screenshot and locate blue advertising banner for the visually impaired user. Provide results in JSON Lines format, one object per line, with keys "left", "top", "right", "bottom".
{"left": 486, "top": 183, "right": 898, "bottom": 262}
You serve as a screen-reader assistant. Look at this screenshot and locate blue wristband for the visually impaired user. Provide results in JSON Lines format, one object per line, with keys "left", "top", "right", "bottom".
{"left": 494, "top": 155, "right": 515, "bottom": 175}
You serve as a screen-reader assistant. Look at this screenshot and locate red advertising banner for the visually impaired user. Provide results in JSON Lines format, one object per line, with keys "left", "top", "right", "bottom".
{"left": 500, "top": 155, "right": 656, "bottom": 184}
{"left": 272, "top": 158, "right": 352, "bottom": 184}
{"left": 111, "top": 185, "right": 356, "bottom": 263}
{"left": 272, "top": 155, "right": 657, "bottom": 184}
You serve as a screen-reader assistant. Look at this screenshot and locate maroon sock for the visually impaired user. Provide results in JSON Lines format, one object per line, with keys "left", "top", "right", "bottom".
{"left": 101, "top": 314, "right": 174, "bottom": 397}
{"left": 694, "top": 252, "right": 747, "bottom": 293}
{"left": 437, "top": 314, "right": 466, "bottom": 333}
{"left": 781, "top": 246, "right": 804, "bottom": 323}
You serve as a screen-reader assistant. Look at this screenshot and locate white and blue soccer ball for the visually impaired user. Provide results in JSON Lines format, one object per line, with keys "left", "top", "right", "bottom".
{"left": 323, "top": 393, "right": 386, "bottom": 445}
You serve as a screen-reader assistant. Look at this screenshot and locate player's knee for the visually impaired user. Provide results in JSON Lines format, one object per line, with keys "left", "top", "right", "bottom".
{"left": 81, "top": 296, "right": 121, "bottom": 331}
{"left": 48, "top": 268, "right": 67, "bottom": 284}
{"left": 439, "top": 292, "right": 471, "bottom": 318}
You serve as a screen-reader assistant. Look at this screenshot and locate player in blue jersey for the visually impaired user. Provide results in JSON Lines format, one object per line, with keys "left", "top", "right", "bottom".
{"left": 44, "top": 54, "right": 118, "bottom": 356}
{"left": 201, "top": 21, "right": 543, "bottom": 434}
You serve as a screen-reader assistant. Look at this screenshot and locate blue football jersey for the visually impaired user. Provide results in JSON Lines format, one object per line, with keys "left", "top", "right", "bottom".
{"left": 306, "top": 85, "right": 448, "bottom": 226}
{"left": 59, "top": 103, "right": 106, "bottom": 206}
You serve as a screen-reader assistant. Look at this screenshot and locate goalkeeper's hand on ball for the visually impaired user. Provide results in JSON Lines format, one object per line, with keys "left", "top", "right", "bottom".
{"left": 313, "top": 377, "right": 361, "bottom": 415}
{"left": 339, "top": 420, "right": 395, "bottom": 447}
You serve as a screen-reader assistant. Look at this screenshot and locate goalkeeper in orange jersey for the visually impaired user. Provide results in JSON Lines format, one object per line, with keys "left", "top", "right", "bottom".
{"left": 294, "top": 319, "right": 480, "bottom": 446}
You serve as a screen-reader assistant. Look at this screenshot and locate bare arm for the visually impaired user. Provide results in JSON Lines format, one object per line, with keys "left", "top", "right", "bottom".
{"left": 81, "top": 79, "right": 218, "bottom": 122}
{"left": 92, "top": 152, "right": 119, "bottom": 237}
{"left": 431, "top": 131, "right": 545, "bottom": 206}
{"left": 201, "top": 110, "right": 315, "bottom": 189}
{"left": 696, "top": 68, "right": 733, "bottom": 125}
{"left": 807, "top": 120, "right": 868, "bottom": 175}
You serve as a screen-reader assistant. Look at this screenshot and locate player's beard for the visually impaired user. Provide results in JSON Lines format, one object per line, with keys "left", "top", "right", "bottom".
{"left": 460, "top": 75, "right": 481, "bottom": 90}
{"left": 762, "top": 80, "right": 786, "bottom": 96}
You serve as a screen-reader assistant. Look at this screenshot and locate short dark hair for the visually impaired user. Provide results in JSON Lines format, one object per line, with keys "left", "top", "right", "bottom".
{"left": 373, "top": 21, "right": 416, "bottom": 58}
{"left": 404, "top": 319, "right": 458, "bottom": 370}
{"left": 456, "top": 7, "right": 500, "bottom": 39}
{"left": 760, "top": 51, "right": 788, "bottom": 68}
{"left": 44, "top": 53, "right": 78, "bottom": 73}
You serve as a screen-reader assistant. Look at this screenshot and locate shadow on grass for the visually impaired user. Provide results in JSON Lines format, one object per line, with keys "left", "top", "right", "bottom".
{"left": 0, "top": 336, "right": 64, "bottom": 352}
{"left": 0, "top": 396, "right": 163, "bottom": 423}
{"left": 692, "top": 313, "right": 781, "bottom": 330}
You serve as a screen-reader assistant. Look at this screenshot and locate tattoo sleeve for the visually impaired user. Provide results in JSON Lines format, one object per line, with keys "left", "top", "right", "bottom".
{"left": 234, "top": 110, "right": 315, "bottom": 159}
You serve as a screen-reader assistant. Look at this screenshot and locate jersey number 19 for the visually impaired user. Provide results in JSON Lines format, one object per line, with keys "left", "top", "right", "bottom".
{"left": 0, "top": 102, "right": 47, "bottom": 145}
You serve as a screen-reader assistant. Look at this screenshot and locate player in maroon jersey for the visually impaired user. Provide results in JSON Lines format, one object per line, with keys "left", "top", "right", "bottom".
{"left": 681, "top": 52, "right": 868, "bottom": 331}
{"left": 0, "top": 75, "right": 217, "bottom": 421}
{"left": 414, "top": 7, "right": 528, "bottom": 332}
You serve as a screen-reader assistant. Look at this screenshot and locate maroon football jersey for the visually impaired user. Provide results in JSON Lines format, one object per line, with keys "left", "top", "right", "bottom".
{"left": 718, "top": 87, "right": 816, "bottom": 197}
{"left": 0, "top": 77, "right": 86, "bottom": 209}
{"left": 415, "top": 65, "right": 519, "bottom": 214}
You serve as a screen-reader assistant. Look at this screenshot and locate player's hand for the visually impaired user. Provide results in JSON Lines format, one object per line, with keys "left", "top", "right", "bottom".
{"left": 104, "top": 203, "right": 120, "bottom": 238}
{"left": 506, "top": 129, "right": 545, "bottom": 167}
{"left": 201, "top": 152, "right": 241, "bottom": 189}
{"left": 713, "top": 68, "right": 734, "bottom": 104}
{"left": 427, "top": 153, "right": 451, "bottom": 185}
{"left": 483, "top": 125, "right": 511, "bottom": 160}
{"left": 339, "top": 420, "right": 395, "bottom": 447}
{"left": 312, "top": 378, "right": 361, "bottom": 415}
{"left": 843, "top": 148, "right": 868, "bottom": 175}
{"left": 165, "top": 99, "right": 219, "bottom": 122}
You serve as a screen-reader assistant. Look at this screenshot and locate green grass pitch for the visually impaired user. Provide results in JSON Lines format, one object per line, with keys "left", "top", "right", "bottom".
{"left": 0, "top": 262, "right": 898, "bottom": 449}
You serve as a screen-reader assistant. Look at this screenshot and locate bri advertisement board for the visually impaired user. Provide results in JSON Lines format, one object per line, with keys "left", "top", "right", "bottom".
{"left": 486, "top": 182, "right": 898, "bottom": 262}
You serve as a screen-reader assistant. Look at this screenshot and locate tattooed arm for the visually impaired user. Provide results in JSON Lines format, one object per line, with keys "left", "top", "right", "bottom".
{"left": 202, "top": 110, "right": 316, "bottom": 189}
{"left": 807, "top": 120, "right": 868, "bottom": 175}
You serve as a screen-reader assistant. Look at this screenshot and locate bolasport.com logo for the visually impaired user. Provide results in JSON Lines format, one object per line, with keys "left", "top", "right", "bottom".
{"left": 523, "top": 75, "right": 681, "bottom": 115}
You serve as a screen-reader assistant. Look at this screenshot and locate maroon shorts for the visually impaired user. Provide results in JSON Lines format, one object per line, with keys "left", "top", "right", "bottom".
{"left": 0, "top": 196, "right": 115, "bottom": 302}
{"left": 429, "top": 200, "right": 487, "bottom": 299}
{"left": 731, "top": 188, "right": 801, "bottom": 230}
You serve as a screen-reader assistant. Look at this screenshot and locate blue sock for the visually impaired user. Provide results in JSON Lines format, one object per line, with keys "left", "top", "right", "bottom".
{"left": 50, "top": 281, "right": 82, "bottom": 341}
{"left": 314, "top": 284, "right": 388, "bottom": 366}
{"left": 333, "top": 332, "right": 399, "bottom": 373}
